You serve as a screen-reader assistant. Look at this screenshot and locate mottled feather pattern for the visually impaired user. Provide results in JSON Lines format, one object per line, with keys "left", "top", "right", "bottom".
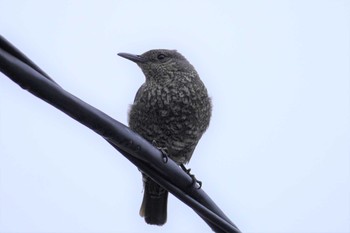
{"left": 129, "top": 70, "right": 211, "bottom": 163}
{"left": 119, "top": 49, "right": 211, "bottom": 225}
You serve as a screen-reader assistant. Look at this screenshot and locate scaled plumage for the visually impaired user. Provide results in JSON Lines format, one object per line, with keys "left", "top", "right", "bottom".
{"left": 119, "top": 49, "right": 211, "bottom": 225}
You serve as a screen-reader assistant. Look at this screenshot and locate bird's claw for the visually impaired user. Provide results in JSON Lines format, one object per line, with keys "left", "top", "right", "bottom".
{"left": 152, "top": 140, "right": 169, "bottom": 163}
{"left": 190, "top": 174, "right": 202, "bottom": 189}
{"left": 180, "top": 164, "right": 202, "bottom": 189}
{"left": 160, "top": 149, "right": 168, "bottom": 163}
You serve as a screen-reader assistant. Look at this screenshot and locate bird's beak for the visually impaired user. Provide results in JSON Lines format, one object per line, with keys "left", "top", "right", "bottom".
{"left": 118, "top": 52, "right": 145, "bottom": 63}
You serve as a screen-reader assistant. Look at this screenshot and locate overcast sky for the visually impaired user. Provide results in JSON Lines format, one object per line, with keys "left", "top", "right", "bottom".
{"left": 0, "top": 1, "right": 349, "bottom": 233}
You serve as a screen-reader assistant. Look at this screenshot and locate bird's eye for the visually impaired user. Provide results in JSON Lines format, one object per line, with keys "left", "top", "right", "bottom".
{"left": 157, "top": 54, "right": 166, "bottom": 60}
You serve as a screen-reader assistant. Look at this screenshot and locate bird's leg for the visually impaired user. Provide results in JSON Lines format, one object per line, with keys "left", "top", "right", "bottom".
{"left": 180, "top": 164, "right": 202, "bottom": 189}
{"left": 152, "top": 140, "right": 168, "bottom": 163}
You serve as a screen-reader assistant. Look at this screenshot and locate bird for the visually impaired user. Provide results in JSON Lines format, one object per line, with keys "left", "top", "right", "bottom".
{"left": 118, "top": 49, "right": 212, "bottom": 226}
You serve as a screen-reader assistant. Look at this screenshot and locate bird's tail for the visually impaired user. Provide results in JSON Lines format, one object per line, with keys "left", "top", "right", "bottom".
{"left": 139, "top": 175, "right": 168, "bottom": 225}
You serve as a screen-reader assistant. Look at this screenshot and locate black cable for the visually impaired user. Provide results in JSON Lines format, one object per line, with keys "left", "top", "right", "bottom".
{"left": 0, "top": 34, "right": 241, "bottom": 233}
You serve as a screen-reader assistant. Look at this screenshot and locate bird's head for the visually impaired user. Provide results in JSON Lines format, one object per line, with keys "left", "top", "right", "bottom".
{"left": 118, "top": 49, "right": 197, "bottom": 82}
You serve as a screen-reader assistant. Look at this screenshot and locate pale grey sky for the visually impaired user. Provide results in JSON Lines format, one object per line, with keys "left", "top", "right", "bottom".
{"left": 0, "top": 1, "right": 349, "bottom": 232}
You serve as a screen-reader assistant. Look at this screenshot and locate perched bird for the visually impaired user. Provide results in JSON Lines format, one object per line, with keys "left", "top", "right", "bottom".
{"left": 118, "top": 49, "right": 212, "bottom": 225}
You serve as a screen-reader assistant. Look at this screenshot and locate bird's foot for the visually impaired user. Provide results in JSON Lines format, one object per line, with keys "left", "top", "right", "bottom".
{"left": 152, "top": 140, "right": 169, "bottom": 163}
{"left": 180, "top": 164, "right": 202, "bottom": 189}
